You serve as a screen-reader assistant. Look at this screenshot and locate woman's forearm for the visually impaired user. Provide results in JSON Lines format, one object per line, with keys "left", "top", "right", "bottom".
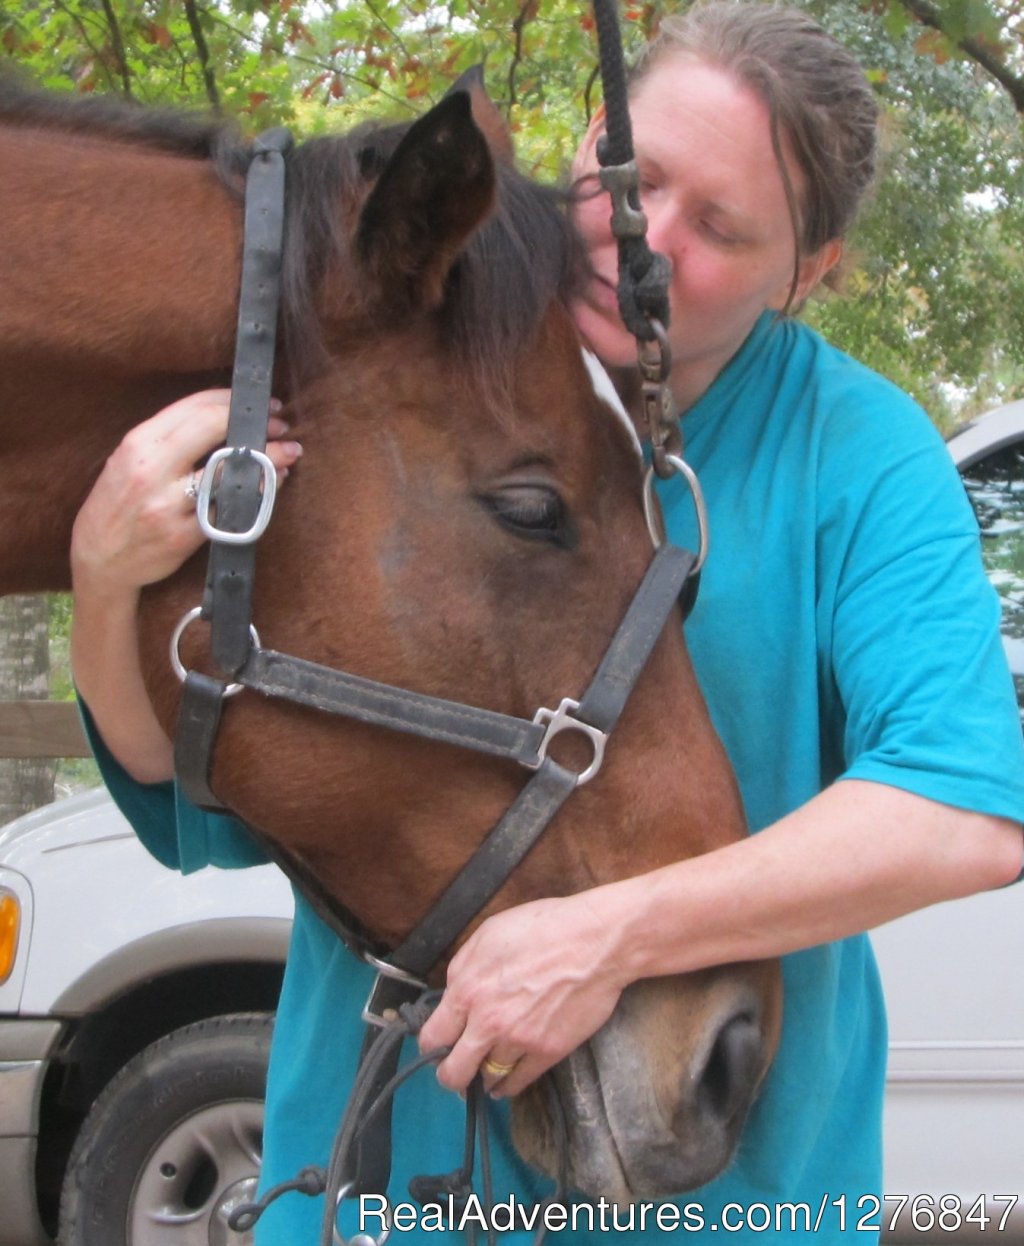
{"left": 606, "top": 780, "right": 1024, "bottom": 981}
{"left": 421, "top": 780, "right": 1023, "bottom": 1095}
{"left": 71, "top": 578, "right": 174, "bottom": 783}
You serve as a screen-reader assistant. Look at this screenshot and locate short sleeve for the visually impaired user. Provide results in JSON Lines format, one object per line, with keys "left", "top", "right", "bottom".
{"left": 815, "top": 389, "right": 1024, "bottom": 823}
{"left": 78, "top": 698, "right": 269, "bottom": 873}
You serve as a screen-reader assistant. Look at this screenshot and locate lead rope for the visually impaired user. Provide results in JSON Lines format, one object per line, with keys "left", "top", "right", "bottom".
{"left": 228, "top": 990, "right": 570, "bottom": 1246}
{"left": 590, "top": 0, "right": 680, "bottom": 479}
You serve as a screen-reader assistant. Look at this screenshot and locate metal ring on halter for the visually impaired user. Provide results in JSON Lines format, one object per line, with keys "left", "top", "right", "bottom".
{"left": 642, "top": 456, "right": 709, "bottom": 574}
{"left": 169, "top": 606, "right": 260, "bottom": 696}
{"left": 332, "top": 1180, "right": 391, "bottom": 1246}
{"left": 362, "top": 951, "right": 429, "bottom": 989}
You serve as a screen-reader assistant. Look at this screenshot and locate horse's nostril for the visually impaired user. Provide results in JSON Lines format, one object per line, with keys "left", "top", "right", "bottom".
{"left": 694, "top": 1011, "right": 763, "bottom": 1124}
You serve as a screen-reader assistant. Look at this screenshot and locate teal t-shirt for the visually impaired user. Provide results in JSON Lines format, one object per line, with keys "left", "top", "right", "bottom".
{"left": 85, "top": 314, "right": 1024, "bottom": 1243}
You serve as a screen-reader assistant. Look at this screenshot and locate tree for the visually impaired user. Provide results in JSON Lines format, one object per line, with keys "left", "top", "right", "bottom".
{"left": 2, "top": 0, "right": 1022, "bottom": 418}
{"left": 890, "top": 0, "right": 1024, "bottom": 115}
{"left": 800, "top": 0, "right": 1024, "bottom": 421}
{"left": 0, "top": 596, "right": 55, "bottom": 822}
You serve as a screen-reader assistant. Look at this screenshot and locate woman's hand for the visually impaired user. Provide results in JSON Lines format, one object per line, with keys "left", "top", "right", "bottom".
{"left": 71, "top": 389, "right": 302, "bottom": 597}
{"left": 418, "top": 888, "right": 632, "bottom": 1099}
{"left": 421, "top": 785, "right": 1023, "bottom": 1104}
{"left": 70, "top": 389, "right": 303, "bottom": 783}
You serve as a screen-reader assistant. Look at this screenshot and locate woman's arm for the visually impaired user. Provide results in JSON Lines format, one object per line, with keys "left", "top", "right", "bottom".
{"left": 71, "top": 390, "right": 301, "bottom": 783}
{"left": 419, "top": 780, "right": 1023, "bottom": 1096}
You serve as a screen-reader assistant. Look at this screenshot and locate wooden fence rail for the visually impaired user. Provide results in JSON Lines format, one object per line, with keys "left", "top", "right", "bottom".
{"left": 0, "top": 700, "right": 90, "bottom": 760}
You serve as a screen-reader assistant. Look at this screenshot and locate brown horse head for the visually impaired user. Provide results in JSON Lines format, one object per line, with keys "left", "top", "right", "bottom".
{"left": 0, "top": 70, "right": 781, "bottom": 1200}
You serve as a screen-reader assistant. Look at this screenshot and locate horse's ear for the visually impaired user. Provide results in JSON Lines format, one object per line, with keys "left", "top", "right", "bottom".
{"left": 444, "top": 65, "right": 516, "bottom": 165}
{"left": 356, "top": 91, "right": 495, "bottom": 312}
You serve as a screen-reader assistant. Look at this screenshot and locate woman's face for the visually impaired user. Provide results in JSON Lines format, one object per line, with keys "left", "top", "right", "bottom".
{"left": 572, "top": 56, "right": 834, "bottom": 407}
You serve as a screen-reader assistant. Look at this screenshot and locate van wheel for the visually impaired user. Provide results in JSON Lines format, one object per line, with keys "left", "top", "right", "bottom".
{"left": 59, "top": 1013, "right": 272, "bottom": 1246}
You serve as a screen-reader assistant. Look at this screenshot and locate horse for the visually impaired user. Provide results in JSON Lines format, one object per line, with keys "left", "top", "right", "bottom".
{"left": 0, "top": 68, "right": 782, "bottom": 1203}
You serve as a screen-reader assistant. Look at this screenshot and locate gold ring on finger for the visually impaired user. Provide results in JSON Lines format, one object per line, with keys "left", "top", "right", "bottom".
{"left": 481, "top": 1056, "right": 519, "bottom": 1078}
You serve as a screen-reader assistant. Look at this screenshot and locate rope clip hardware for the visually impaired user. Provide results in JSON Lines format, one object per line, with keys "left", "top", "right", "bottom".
{"left": 597, "top": 158, "right": 648, "bottom": 240}
{"left": 636, "top": 319, "right": 681, "bottom": 473}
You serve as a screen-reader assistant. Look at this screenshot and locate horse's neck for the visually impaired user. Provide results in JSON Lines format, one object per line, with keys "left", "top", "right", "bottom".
{"left": 1, "top": 125, "right": 242, "bottom": 371}
{"left": 0, "top": 125, "right": 244, "bottom": 593}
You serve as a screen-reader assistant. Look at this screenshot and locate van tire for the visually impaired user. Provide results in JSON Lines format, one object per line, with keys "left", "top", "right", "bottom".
{"left": 58, "top": 1012, "right": 272, "bottom": 1246}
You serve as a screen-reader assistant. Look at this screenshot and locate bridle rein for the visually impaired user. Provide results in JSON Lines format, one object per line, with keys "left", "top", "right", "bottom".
{"left": 168, "top": 7, "right": 704, "bottom": 1241}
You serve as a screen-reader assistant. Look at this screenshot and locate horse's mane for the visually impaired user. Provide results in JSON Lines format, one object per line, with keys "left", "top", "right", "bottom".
{"left": 0, "top": 69, "right": 588, "bottom": 389}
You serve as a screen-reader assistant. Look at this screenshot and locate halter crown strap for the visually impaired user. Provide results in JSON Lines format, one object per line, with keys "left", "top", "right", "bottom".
{"left": 175, "top": 127, "right": 292, "bottom": 811}
{"left": 204, "top": 126, "right": 292, "bottom": 674}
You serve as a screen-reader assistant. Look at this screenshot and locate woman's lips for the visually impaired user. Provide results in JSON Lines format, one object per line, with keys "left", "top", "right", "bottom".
{"left": 587, "top": 272, "right": 620, "bottom": 312}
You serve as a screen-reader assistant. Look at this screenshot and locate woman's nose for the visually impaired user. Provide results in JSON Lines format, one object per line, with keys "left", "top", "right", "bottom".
{"left": 642, "top": 198, "right": 679, "bottom": 260}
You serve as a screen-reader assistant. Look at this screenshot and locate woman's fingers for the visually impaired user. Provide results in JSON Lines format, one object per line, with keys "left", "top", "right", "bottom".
{"left": 418, "top": 894, "right": 626, "bottom": 1100}
{"left": 120, "top": 390, "right": 231, "bottom": 484}
{"left": 127, "top": 390, "right": 297, "bottom": 480}
{"left": 73, "top": 391, "right": 301, "bottom": 594}
{"left": 179, "top": 436, "right": 302, "bottom": 509}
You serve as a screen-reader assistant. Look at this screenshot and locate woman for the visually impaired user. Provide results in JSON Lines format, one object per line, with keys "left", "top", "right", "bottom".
{"left": 73, "top": 5, "right": 1023, "bottom": 1241}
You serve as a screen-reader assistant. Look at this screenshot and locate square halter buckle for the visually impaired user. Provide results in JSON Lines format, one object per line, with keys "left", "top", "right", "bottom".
{"left": 527, "top": 697, "right": 607, "bottom": 786}
{"left": 361, "top": 952, "right": 428, "bottom": 1029}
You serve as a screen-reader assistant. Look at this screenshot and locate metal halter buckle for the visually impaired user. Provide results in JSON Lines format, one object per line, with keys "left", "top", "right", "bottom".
{"left": 361, "top": 953, "right": 428, "bottom": 1029}
{"left": 195, "top": 446, "right": 278, "bottom": 545}
{"left": 527, "top": 697, "right": 607, "bottom": 786}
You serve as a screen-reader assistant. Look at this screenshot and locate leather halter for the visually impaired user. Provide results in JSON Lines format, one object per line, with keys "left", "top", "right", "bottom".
{"left": 174, "top": 86, "right": 701, "bottom": 1235}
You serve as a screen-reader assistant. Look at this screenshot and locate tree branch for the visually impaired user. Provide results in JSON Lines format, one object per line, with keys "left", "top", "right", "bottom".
{"left": 97, "top": 0, "right": 133, "bottom": 97}
{"left": 507, "top": 2, "right": 534, "bottom": 112}
{"left": 362, "top": 0, "right": 415, "bottom": 65}
{"left": 897, "top": 0, "right": 1024, "bottom": 114}
{"left": 184, "top": 0, "right": 220, "bottom": 112}
{"left": 49, "top": 0, "right": 111, "bottom": 90}
{"left": 198, "top": 5, "right": 414, "bottom": 113}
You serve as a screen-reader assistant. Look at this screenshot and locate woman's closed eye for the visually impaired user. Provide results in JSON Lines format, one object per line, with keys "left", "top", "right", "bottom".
{"left": 698, "top": 216, "right": 741, "bottom": 247}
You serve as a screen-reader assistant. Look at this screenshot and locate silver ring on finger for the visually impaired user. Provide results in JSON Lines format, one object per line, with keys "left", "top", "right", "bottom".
{"left": 184, "top": 472, "right": 200, "bottom": 502}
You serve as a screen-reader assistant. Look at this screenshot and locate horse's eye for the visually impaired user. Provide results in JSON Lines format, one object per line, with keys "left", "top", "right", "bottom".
{"left": 482, "top": 486, "right": 571, "bottom": 546}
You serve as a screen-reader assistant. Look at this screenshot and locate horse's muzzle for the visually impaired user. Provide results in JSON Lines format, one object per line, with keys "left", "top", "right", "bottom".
{"left": 510, "top": 968, "right": 781, "bottom": 1204}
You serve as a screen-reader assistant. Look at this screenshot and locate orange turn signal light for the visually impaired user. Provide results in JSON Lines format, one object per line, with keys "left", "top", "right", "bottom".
{"left": 0, "top": 890, "right": 20, "bottom": 984}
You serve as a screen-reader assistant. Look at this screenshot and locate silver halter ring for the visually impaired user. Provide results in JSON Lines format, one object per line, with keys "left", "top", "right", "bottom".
{"left": 169, "top": 606, "right": 260, "bottom": 697}
{"left": 332, "top": 1181, "right": 391, "bottom": 1246}
{"left": 642, "top": 455, "right": 709, "bottom": 573}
